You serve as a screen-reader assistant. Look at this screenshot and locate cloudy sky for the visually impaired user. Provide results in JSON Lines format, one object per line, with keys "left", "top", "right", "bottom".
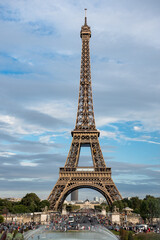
{"left": 0, "top": 0, "right": 160, "bottom": 201}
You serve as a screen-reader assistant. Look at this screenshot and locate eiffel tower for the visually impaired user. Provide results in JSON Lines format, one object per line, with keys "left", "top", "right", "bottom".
{"left": 48, "top": 10, "right": 122, "bottom": 211}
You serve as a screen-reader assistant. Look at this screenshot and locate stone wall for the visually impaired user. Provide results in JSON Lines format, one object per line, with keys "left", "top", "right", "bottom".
{"left": 111, "top": 213, "right": 120, "bottom": 224}
{"left": 5, "top": 212, "right": 49, "bottom": 224}
{"left": 121, "top": 213, "right": 141, "bottom": 225}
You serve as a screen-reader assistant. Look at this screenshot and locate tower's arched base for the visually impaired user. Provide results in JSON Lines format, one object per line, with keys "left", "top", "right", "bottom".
{"left": 48, "top": 167, "right": 122, "bottom": 211}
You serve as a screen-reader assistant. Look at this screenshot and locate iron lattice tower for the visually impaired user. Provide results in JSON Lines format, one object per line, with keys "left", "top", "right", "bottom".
{"left": 48, "top": 10, "right": 122, "bottom": 211}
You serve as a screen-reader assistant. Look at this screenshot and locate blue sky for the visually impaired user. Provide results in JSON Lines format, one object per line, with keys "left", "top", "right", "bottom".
{"left": 0, "top": 0, "right": 160, "bottom": 201}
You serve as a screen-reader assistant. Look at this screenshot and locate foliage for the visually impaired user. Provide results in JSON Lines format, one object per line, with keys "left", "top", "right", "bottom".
{"left": 129, "top": 197, "right": 142, "bottom": 214}
{"left": 12, "top": 205, "right": 30, "bottom": 214}
{"left": 119, "top": 228, "right": 128, "bottom": 240}
{"left": 0, "top": 193, "right": 159, "bottom": 217}
{"left": 0, "top": 199, "right": 13, "bottom": 213}
{"left": 39, "top": 200, "right": 50, "bottom": 210}
{"left": 128, "top": 232, "right": 134, "bottom": 240}
{"left": 101, "top": 203, "right": 109, "bottom": 212}
{"left": 66, "top": 204, "right": 80, "bottom": 212}
{"left": 110, "top": 230, "right": 120, "bottom": 235}
{"left": 72, "top": 205, "right": 80, "bottom": 211}
{"left": 20, "top": 193, "right": 49, "bottom": 212}
{"left": 0, "top": 215, "right": 4, "bottom": 223}
{"left": 2, "top": 207, "right": 9, "bottom": 215}
{"left": 94, "top": 205, "right": 102, "bottom": 211}
{"left": 119, "top": 230, "right": 134, "bottom": 240}
{"left": 140, "top": 196, "right": 160, "bottom": 222}
{"left": 21, "top": 193, "right": 40, "bottom": 211}
{"left": 111, "top": 195, "right": 160, "bottom": 222}
{"left": 66, "top": 204, "right": 72, "bottom": 212}
{"left": 111, "top": 200, "right": 124, "bottom": 211}
{"left": 134, "top": 233, "right": 160, "bottom": 240}
{"left": 139, "top": 201, "right": 148, "bottom": 221}
{"left": 0, "top": 193, "right": 50, "bottom": 214}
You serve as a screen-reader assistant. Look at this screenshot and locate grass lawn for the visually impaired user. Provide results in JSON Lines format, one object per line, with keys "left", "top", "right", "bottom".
{"left": 110, "top": 230, "right": 120, "bottom": 235}
{"left": 133, "top": 232, "right": 160, "bottom": 240}
{"left": 108, "top": 229, "right": 160, "bottom": 240}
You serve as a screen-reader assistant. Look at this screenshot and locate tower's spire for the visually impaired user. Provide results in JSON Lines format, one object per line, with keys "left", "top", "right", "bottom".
{"left": 84, "top": 8, "right": 87, "bottom": 25}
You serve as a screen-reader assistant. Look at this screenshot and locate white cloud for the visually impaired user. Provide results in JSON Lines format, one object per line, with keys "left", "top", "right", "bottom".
{"left": 122, "top": 136, "right": 160, "bottom": 145}
{"left": 3, "top": 162, "right": 13, "bottom": 166}
{"left": 8, "top": 178, "right": 39, "bottom": 182}
{"left": 0, "top": 114, "right": 43, "bottom": 135}
{"left": 133, "top": 126, "right": 141, "bottom": 131}
{"left": 100, "top": 130, "right": 117, "bottom": 140}
{"left": 20, "top": 162, "right": 39, "bottom": 167}
{"left": 39, "top": 135, "right": 54, "bottom": 144}
{"left": 99, "top": 128, "right": 160, "bottom": 145}
{"left": 96, "top": 117, "right": 118, "bottom": 127}
{"left": 29, "top": 100, "right": 76, "bottom": 123}
{"left": 0, "top": 115, "right": 15, "bottom": 125}
{"left": 0, "top": 151, "right": 16, "bottom": 157}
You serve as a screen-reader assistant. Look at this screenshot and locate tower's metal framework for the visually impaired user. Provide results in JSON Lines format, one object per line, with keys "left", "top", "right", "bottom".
{"left": 48, "top": 11, "right": 122, "bottom": 211}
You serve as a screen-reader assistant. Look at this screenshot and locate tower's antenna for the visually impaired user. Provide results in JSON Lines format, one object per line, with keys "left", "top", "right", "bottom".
{"left": 84, "top": 8, "right": 87, "bottom": 25}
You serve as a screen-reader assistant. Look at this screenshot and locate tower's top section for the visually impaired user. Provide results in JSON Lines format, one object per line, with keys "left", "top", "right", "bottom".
{"left": 73, "top": 10, "right": 99, "bottom": 135}
{"left": 80, "top": 9, "right": 91, "bottom": 39}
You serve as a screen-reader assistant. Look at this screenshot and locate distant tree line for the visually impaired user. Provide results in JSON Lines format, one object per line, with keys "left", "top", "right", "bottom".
{"left": 0, "top": 193, "right": 160, "bottom": 223}
{"left": 65, "top": 204, "right": 80, "bottom": 212}
{"left": 0, "top": 193, "right": 50, "bottom": 215}
{"left": 98, "top": 195, "right": 160, "bottom": 223}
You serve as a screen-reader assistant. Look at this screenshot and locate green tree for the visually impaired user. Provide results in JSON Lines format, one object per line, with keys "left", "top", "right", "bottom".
{"left": 21, "top": 193, "right": 40, "bottom": 206}
{"left": 66, "top": 204, "right": 72, "bottom": 212}
{"left": 94, "top": 205, "right": 102, "bottom": 211}
{"left": 130, "top": 197, "right": 142, "bottom": 214}
{"left": 39, "top": 200, "right": 50, "bottom": 211}
{"left": 144, "top": 195, "right": 160, "bottom": 222}
{"left": 21, "top": 193, "right": 40, "bottom": 212}
{"left": 12, "top": 205, "right": 29, "bottom": 214}
{"left": 128, "top": 232, "right": 134, "bottom": 240}
{"left": 0, "top": 215, "right": 4, "bottom": 223}
{"left": 101, "top": 203, "right": 109, "bottom": 212}
{"left": 119, "top": 228, "right": 128, "bottom": 240}
{"left": 0, "top": 199, "right": 13, "bottom": 213}
{"left": 111, "top": 200, "right": 125, "bottom": 211}
{"left": 71, "top": 205, "right": 80, "bottom": 211}
{"left": 2, "top": 207, "right": 9, "bottom": 221}
{"left": 139, "top": 196, "right": 160, "bottom": 223}
{"left": 66, "top": 204, "right": 80, "bottom": 212}
{"left": 140, "top": 200, "right": 149, "bottom": 221}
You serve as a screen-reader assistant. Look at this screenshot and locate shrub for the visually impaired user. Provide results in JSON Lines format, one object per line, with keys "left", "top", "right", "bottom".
{"left": 0, "top": 215, "right": 4, "bottom": 223}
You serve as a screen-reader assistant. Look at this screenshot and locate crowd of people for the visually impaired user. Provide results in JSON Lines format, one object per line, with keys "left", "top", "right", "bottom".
{"left": 46, "top": 213, "right": 98, "bottom": 231}
{"left": 0, "top": 222, "right": 40, "bottom": 240}
{"left": 97, "top": 214, "right": 160, "bottom": 234}
{"left": 0, "top": 213, "right": 159, "bottom": 239}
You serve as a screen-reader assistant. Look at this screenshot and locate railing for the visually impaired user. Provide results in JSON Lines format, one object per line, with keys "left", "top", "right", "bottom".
{"left": 76, "top": 167, "right": 94, "bottom": 172}
{"left": 60, "top": 167, "right": 111, "bottom": 173}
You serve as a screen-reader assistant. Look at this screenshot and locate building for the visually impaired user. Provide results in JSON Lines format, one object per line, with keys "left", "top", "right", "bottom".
{"left": 64, "top": 199, "right": 100, "bottom": 210}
